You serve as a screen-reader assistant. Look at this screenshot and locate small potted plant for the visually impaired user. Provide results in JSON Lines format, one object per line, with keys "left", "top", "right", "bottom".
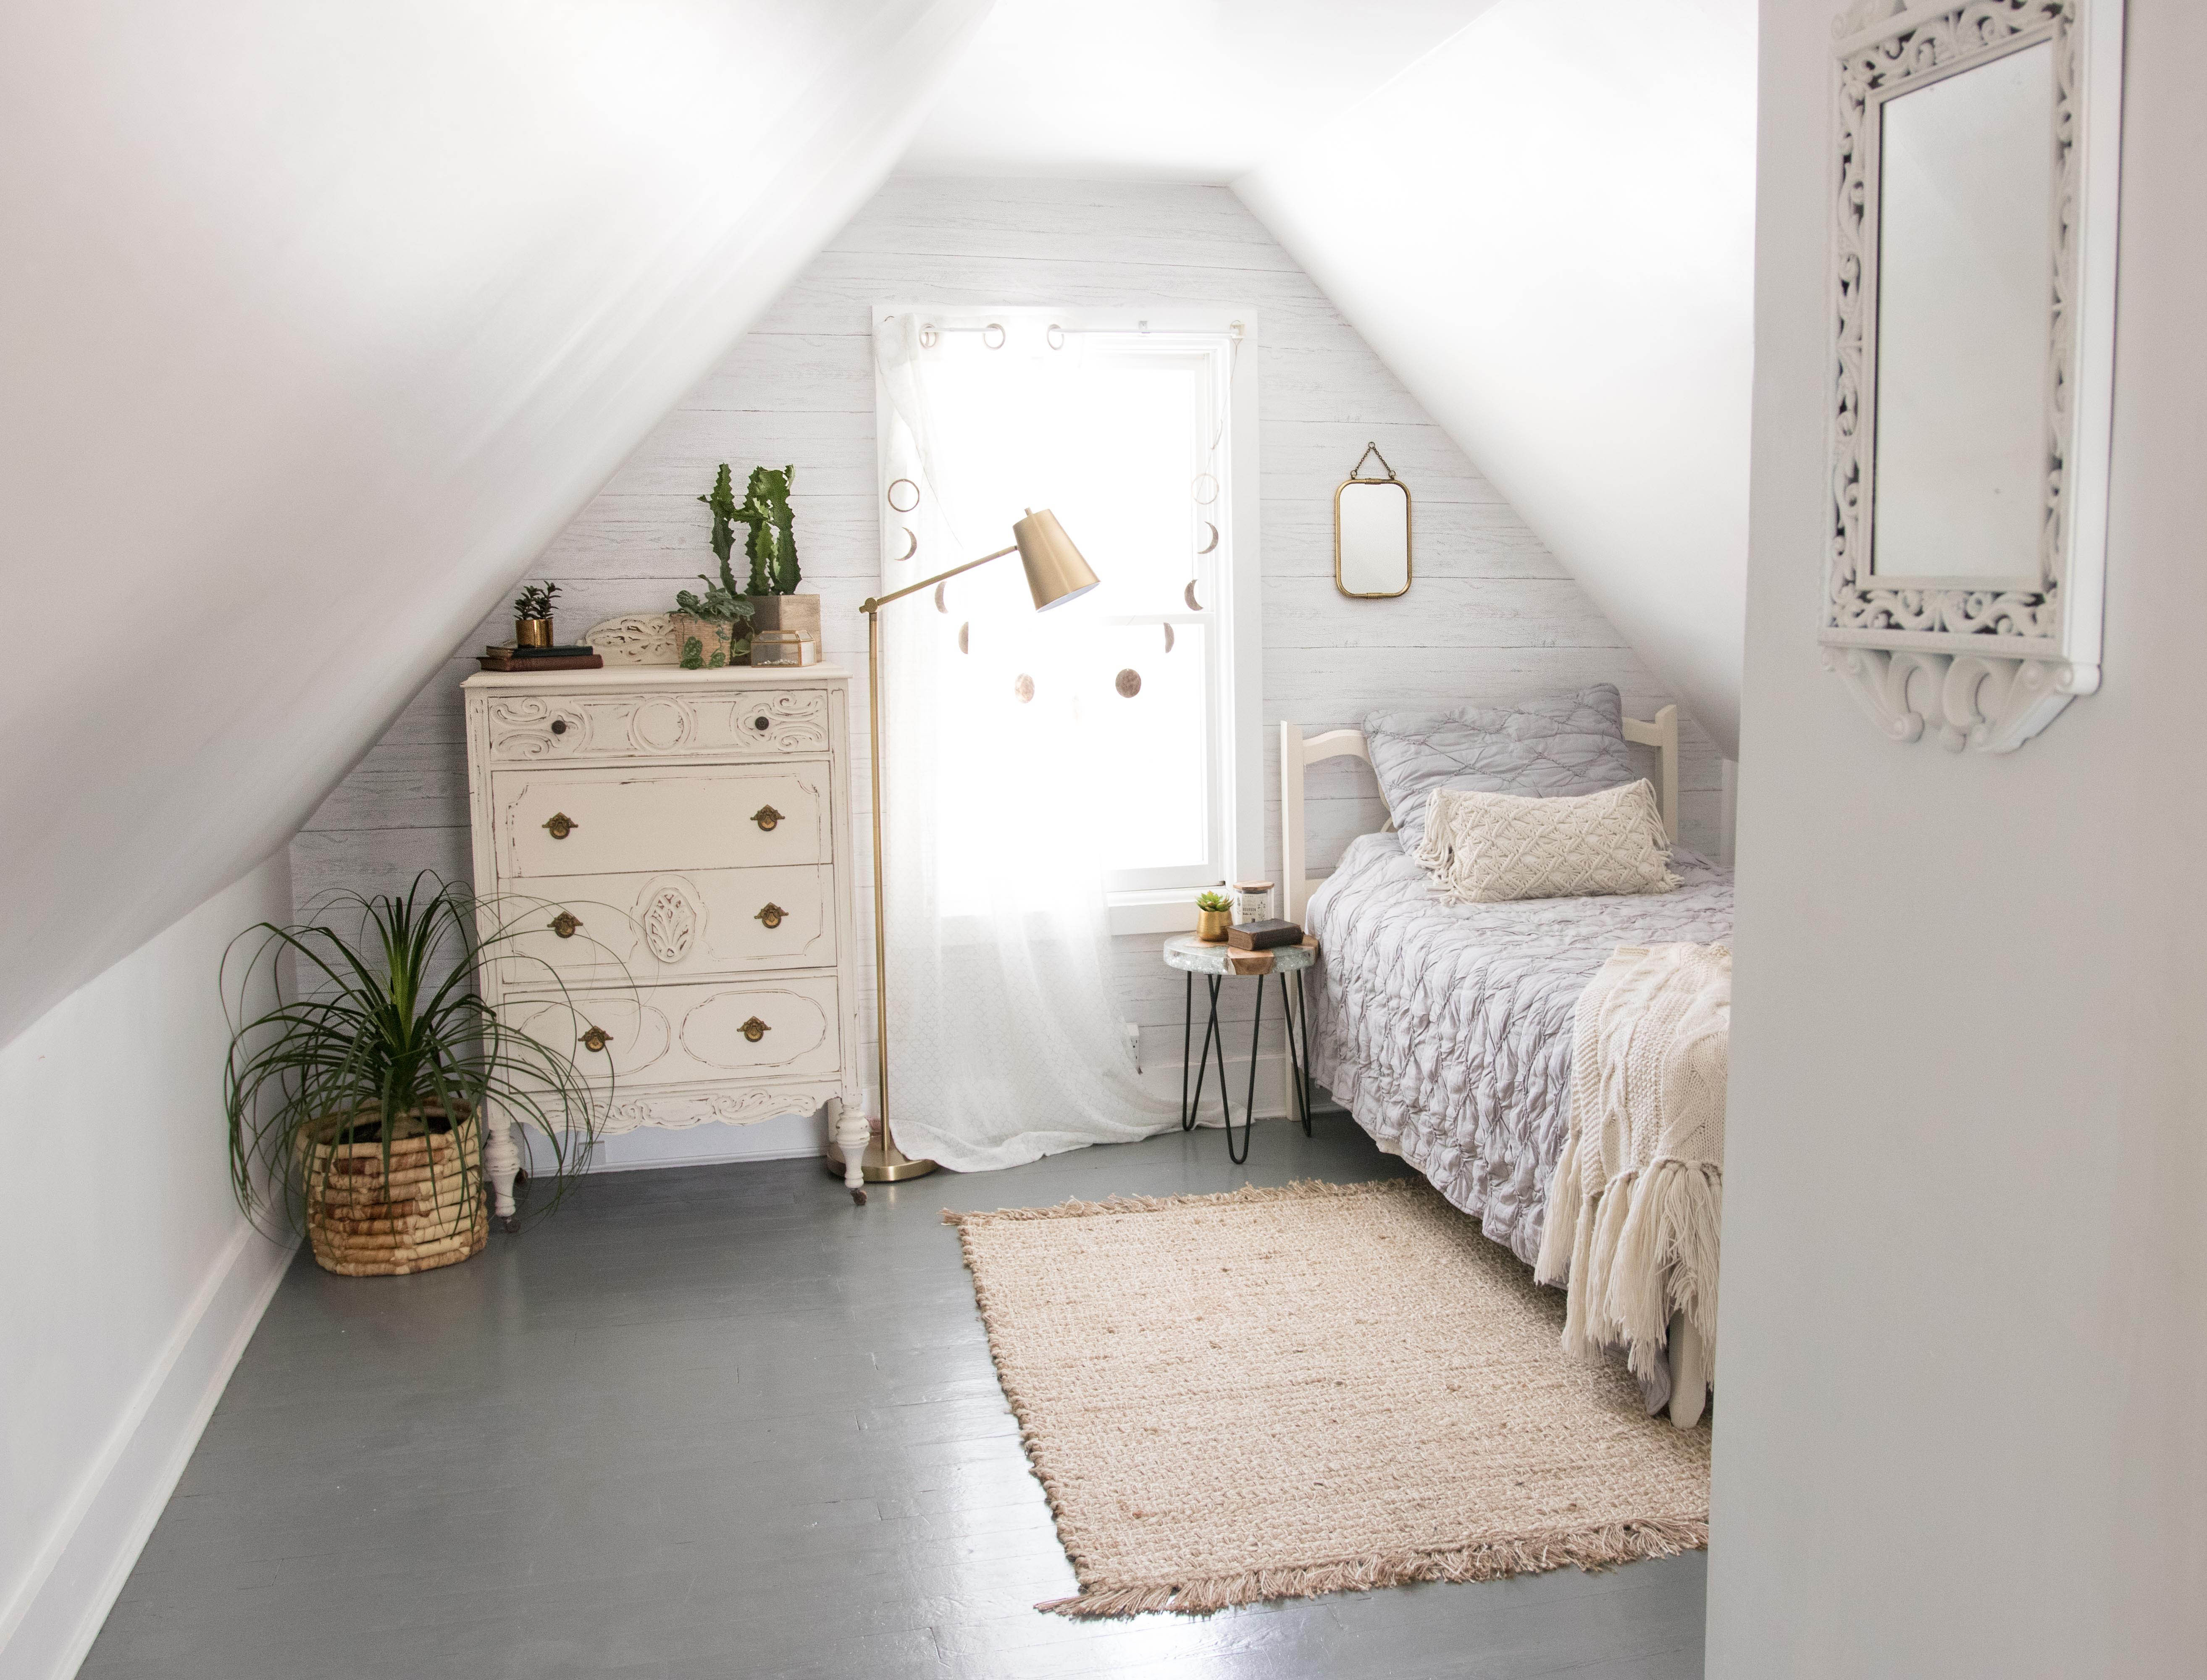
{"left": 675, "top": 467, "right": 759, "bottom": 668}
{"left": 1195, "top": 890, "right": 1233, "bottom": 943}
{"left": 514, "top": 580, "right": 561, "bottom": 648}
{"left": 705, "top": 462, "right": 819, "bottom": 663}
{"left": 221, "top": 876, "right": 607, "bottom": 1275}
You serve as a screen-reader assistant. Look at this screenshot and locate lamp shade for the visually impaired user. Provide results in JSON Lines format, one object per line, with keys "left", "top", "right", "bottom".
{"left": 1012, "top": 508, "right": 1100, "bottom": 611}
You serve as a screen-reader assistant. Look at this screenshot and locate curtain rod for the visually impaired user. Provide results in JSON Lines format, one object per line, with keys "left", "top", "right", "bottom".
{"left": 908, "top": 320, "right": 1243, "bottom": 350}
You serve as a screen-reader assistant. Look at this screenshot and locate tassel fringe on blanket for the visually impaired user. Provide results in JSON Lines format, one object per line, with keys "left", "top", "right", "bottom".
{"left": 1535, "top": 942, "right": 1730, "bottom": 1391}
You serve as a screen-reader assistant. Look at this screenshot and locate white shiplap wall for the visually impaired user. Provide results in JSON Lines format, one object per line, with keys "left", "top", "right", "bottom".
{"left": 294, "top": 177, "right": 1722, "bottom": 1149}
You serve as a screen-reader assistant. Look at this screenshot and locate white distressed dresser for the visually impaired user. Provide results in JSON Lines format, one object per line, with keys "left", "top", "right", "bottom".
{"left": 462, "top": 614, "right": 870, "bottom": 1218}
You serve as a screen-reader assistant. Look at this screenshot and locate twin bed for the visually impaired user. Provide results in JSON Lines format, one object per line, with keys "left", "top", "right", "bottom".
{"left": 1277, "top": 693, "right": 1733, "bottom": 1408}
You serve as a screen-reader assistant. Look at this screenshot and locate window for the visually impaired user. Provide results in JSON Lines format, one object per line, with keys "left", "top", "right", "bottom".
{"left": 875, "top": 307, "right": 1260, "bottom": 921}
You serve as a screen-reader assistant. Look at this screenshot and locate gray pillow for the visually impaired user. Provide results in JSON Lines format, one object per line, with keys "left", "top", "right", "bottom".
{"left": 1364, "top": 685, "right": 1634, "bottom": 856}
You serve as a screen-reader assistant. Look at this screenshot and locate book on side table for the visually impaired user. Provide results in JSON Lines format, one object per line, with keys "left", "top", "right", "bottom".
{"left": 1227, "top": 919, "right": 1303, "bottom": 951}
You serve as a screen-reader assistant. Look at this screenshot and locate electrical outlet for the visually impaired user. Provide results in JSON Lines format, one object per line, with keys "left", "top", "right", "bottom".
{"left": 1123, "top": 1021, "right": 1143, "bottom": 1073}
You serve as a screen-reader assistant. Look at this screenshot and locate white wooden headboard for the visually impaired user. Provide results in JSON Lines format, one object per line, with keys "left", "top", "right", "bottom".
{"left": 1280, "top": 706, "right": 1679, "bottom": 924}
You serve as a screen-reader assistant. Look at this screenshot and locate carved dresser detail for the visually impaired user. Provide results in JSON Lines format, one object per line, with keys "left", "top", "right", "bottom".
{"left": 464, "top": 623, "right": 869, "bottom": 1215}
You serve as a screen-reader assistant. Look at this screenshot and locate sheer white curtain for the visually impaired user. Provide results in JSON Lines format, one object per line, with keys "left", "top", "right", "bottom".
{"left": 871, "top": 313, "right": 1177, "bottom": 1171}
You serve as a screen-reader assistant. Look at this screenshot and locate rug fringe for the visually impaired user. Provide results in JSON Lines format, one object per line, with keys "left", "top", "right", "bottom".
{"left": 1033, "top": 1518, "right": 1709, "bottom": 1618}
{"left": 943, "top": 1176, "right": 1414, "bottom": 1229}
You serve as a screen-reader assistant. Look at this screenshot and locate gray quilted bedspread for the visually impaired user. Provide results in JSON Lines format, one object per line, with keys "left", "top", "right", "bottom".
{"left": 1306, "top": 832, "right": 1734, "bottom": 1268}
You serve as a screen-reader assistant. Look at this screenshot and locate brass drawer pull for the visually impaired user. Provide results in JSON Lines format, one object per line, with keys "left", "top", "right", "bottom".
{"left": 549, "top": 911, "right": 582, "bottom": 939}
{"left": 544, "top": 812, "right": 578, "bottom": 839}
{"left": 752, "top": 805, "right": 783, "bottom": 832}
{"left": 754, "top": 902, "right": 786, "bottom": 929}
{"left": 740, "top": 1016, "right": 770, "bottom": 1043}
{"left": 579, "top": 1026, "right": 610, "bottom": 1053}
{"left": 549, "top": 719, "right": 567, "bottom": 735}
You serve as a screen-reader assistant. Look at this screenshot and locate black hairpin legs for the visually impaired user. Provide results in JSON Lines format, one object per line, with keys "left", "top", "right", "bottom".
{"left": 1177, "top": 963, "right": 1305, "bottom": 1164}
{"left": 1188, "top": 974, "right": 1222, "bottom": 1131}
{"left": 1227, "top": 976, "right": 1260, "bottom": 1166}
{"left": 1279, "top": 971, "right": 1313, "bottom": 1138}
{"left": 1180, "top": 968, "right": 1198, "bottom": 1132}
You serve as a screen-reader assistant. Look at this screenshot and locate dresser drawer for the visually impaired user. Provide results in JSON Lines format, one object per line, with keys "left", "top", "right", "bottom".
{"left": 493, "top": 763, "right": 829, "bottom": 879}
{"left": 502, "top": 974, "right": 843, "bottom": 1087}
{"left": 483, "top": 687, "right": 830, "bottom": 763}
{"left": 493, "top": 865, "right": 835, "bottom": 985}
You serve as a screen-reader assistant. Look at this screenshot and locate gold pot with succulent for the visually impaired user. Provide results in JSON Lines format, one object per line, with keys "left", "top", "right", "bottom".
{"left": 513, "top": 580, "right": 560, "bottom": 648}
{"left": 1195, "top": 890, "right": 1233, "bottom": 943}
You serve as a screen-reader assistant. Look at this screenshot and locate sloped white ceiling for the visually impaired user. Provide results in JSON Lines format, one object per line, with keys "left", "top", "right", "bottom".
{"left": 0, "top": 0, "right": 989, "bottom": 1050}
{"left": 1235, "top": 0, "right": 1756, "bottom": 755}
{"left": 903, "top": 0, "right": 1503, "bottom": 181}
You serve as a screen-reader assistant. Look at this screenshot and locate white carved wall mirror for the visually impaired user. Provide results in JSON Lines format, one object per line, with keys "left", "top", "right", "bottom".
{"left": 1335, "top": 443, "right": 1411, "bottom": 598}
{"left": 1823, "top": 0, "right": 2124, "bottom": 752}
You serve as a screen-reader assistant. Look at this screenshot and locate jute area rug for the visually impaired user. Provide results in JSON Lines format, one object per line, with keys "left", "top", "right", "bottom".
{"left": 945, "top": 1177, "right": 1709, "bottom": 1618}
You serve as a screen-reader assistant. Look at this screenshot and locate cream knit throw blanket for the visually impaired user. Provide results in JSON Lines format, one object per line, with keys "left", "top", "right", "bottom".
{"left": 1534, "top": 942, "right": 1729, "bottom": 1388}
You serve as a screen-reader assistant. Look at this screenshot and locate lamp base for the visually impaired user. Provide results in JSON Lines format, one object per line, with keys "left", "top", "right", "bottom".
{"left": 824, "top": 1137, "right": 939, "bottom": 1183}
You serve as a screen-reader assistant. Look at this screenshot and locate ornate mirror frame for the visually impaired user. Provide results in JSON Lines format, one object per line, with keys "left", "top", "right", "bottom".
{"left": 1823, "top": 0, "right": 2124, "bottom": 752}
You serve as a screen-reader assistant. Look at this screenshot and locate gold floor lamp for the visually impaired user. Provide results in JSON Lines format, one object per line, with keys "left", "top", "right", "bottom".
{"left": 826, "top": 508, "right": 1101, "bottom": 1184}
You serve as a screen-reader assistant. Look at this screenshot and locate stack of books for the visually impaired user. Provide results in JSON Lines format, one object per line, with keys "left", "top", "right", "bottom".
{"left": 1227, "top": 919, "right": 1303, "bottom": 951}
{"left": 477, "top": 643, "right": 603, "bottom": 672}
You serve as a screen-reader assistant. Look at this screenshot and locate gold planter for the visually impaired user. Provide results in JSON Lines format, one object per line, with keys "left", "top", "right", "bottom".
{"left": 515, "top": 617, "right": 554, "bottom": 648}
{"left": 1196, "top": 908, "right": 1231, "bottom": 942}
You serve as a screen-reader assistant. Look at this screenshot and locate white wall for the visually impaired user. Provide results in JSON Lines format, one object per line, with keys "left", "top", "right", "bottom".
{"left": 1708, "top": 2, "right": 2207, "bottom": 1674}
{"left": 0, "top": 857, "right": 296, "bottom": 1680}
{"left": 0, "top": 0, "right": 990, "bottom": 1056}
{"left": 1235, "top": 0, "right": 1757, "bottom": 756}
{"left": 299, "top": 176, "right": 1724, "bottom": 1160}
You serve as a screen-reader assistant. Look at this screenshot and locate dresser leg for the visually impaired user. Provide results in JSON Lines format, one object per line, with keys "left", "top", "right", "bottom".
{"left": 483, "top": 1113, "right": 522, "bottom": 1231}
{"left": 830, "top": 1096, "right": 869, "bottom": 1205}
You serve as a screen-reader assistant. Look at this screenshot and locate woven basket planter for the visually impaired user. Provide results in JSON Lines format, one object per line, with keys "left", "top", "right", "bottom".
{"left": 302, "top": 1108, "right": 487, "bottom": 1277}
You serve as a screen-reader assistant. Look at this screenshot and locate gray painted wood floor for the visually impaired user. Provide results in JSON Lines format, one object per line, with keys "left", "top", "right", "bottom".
{"left": 82, "top": 1116, "right": 1705, "bottom": 1679}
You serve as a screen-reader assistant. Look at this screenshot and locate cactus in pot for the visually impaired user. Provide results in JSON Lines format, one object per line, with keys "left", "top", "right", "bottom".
{"left": 723, "top": 464, "right": 818, "bottom": 662}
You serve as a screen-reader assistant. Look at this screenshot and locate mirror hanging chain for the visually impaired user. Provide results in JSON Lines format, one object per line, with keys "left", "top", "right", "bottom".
{"left": 1348, "top": 441, "right": 1399, "bottom": 483}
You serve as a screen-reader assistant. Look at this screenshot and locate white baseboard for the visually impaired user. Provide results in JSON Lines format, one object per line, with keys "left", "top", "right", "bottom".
{"left": 582, "top": 1108, "right": 829, "bottom": 1172}
{"left": 0, "top": 1222, "right": 294, "bottom": 1680}
{"left": 573, "top": 1064, "right": 1340, "bottom": 1176}
{"left": 1134, "top": 1050, "right": 1339, "bottom": 1123}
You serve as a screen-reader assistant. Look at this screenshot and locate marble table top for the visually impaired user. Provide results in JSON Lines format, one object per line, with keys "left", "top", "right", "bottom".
{"left": 1163, "top": 933, "right": 1318, "bottom": 976}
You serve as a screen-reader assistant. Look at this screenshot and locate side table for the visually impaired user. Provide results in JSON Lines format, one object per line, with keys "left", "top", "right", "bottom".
{"left": 1162, "top": 934, "right": 1316, "bottom": 1165}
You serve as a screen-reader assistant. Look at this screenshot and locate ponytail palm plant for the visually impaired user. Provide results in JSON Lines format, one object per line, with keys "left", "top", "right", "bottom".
{"left": 222, "top": 875, "right": 607, "bottom": 1255}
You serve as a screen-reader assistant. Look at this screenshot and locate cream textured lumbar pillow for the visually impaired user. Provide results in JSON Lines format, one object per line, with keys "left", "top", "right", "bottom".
{"left": 1415, "top": 779, "right": 1679, "bottom": 903}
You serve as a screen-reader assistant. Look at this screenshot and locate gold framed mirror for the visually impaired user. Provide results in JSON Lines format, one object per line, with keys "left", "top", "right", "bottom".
{"left": 1334, "top": 442, "right": 1411, "bottom": 598}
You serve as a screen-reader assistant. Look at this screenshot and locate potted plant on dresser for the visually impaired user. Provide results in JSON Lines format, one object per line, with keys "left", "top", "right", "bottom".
{"left": 514, "top": 579, "right": 561, "bottom": 648}
{"left": 221, "top": 876, "right": 607, "bottom": 1273}
{"left": 675, "top": 465, "right": 758, "bottom": 669}
{"left": 723, "top": 462, "right": 819, "bottom": 664}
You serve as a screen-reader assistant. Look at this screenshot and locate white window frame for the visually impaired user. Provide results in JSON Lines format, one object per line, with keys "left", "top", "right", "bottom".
{"left": 873, "top": 303, "right": 1263, "bottom": 935}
